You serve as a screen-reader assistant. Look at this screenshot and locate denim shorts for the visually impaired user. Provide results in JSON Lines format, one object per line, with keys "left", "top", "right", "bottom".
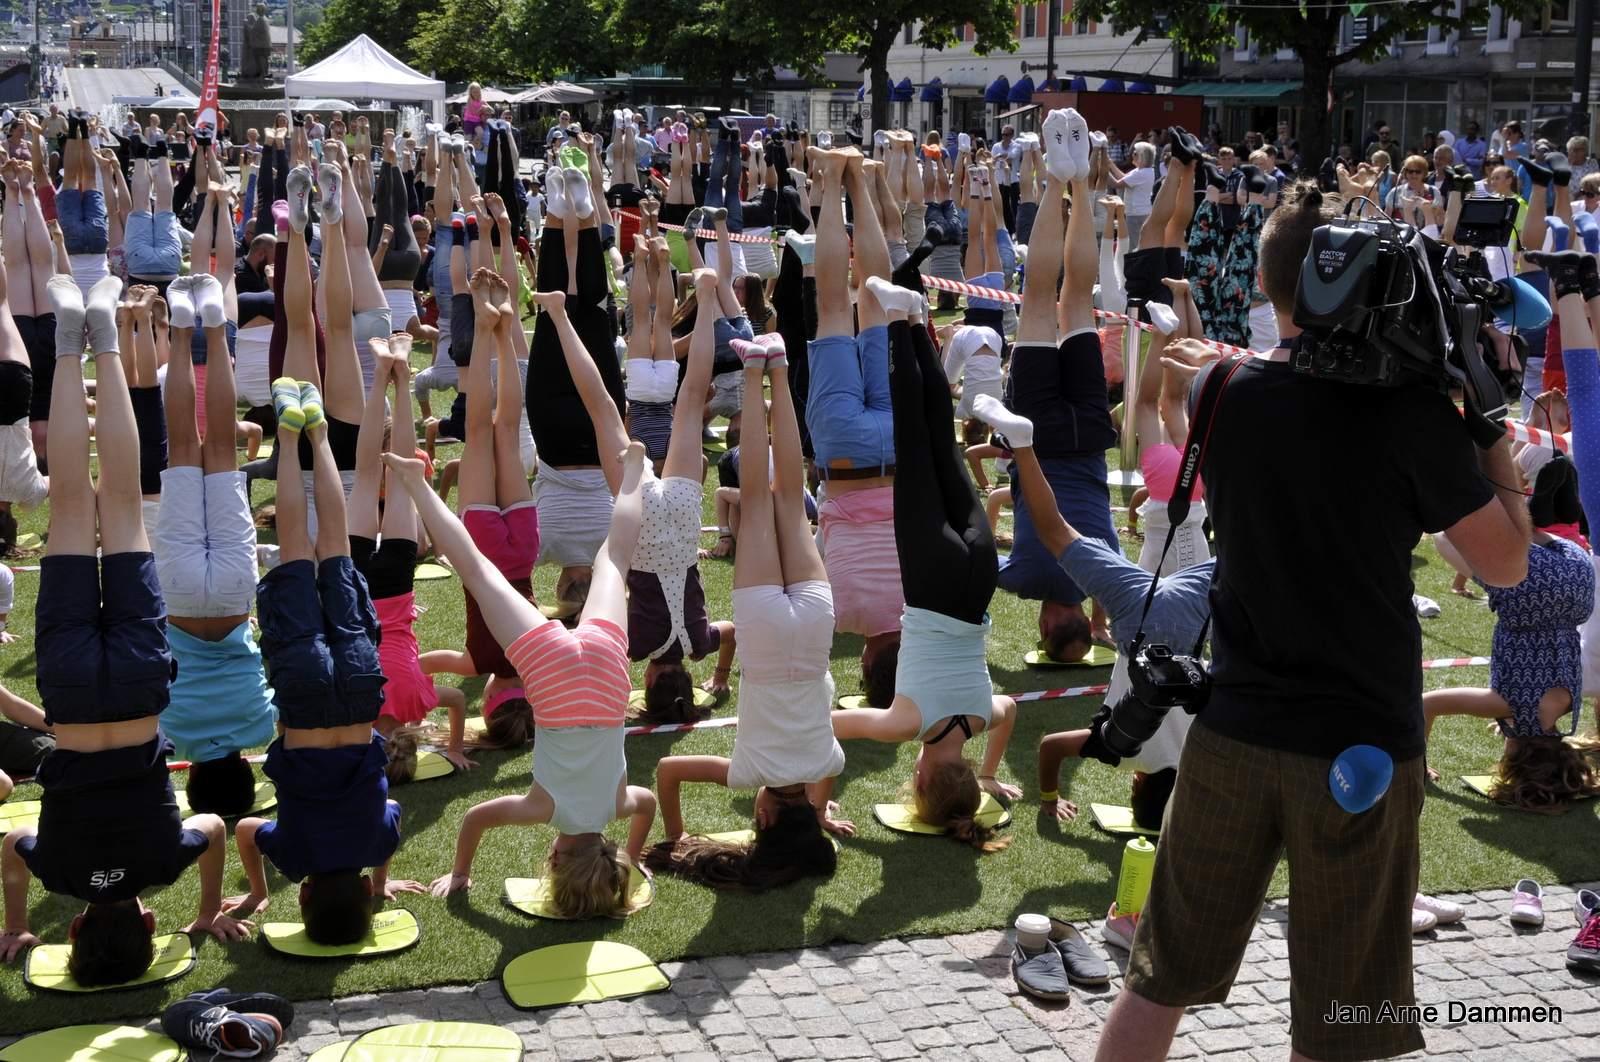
{"left": 125, "top": 211, "right": 183, "bottom": 277}
{"left": 714, "top": 315, "right": 754, "bottom": 367}
{"left": 57, "top": 188, "right": 108, "bottom": 255}
{"left": 36, "top": 553, "right": 173, "bottom": 726}
{"left": 807, "top": 327, "right": 894, "bottom": 471}
{"left": 256, "top": 556, "right": 387, "bottom": 729}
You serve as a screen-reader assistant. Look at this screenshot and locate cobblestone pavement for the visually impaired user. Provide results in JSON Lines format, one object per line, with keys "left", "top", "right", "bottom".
{"left": 6, "top": 885, "right": 1598, "bottom": 1061}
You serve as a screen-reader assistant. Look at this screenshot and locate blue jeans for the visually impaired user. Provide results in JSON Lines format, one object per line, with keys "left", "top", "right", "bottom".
{"left": 705, "top": 138, "right": 745, "bottom": 232}
{"left": 714, "top": 315, "right": 754, "bottom": 367}
{"left": 57, "top": 189, "right": 108, "bottom": 255}
{"left": 125, "top": 211, "right": 182, "bottom": 276}
{"left": 807, "top": 326, "right": 894, "bottom": 471}
{"left": 257, "top": 556, "right": 386, "bottom": 729}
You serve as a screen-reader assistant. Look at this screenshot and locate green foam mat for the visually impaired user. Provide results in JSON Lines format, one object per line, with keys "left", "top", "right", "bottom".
{"left": 174, "top": 781, "right": 276, "bottom": 817}
{"left": 304, "top": 1046, "right": 350, "bottom": 1062}
{"left": 502, "top": 941, "right": 669, "bottom": 1010}
{"left": 703, "top": 828, "right": 842, "bottom": 853}
{"left": 262, "top": 907, "right": 420, "bottom": 957}
{"left": 343, "top": 1022, "right": 522, "bottom": 1062}
{"left": 835, "top": 695, "right": 876, "bottom": 710}
{"left": 1461, "top": 774, "right": 1496, "bottom": 798}
{"left": 13, "top": 533, "right": 42, "bottom": 551}
{"left": 873, "top": 792, "right": 1012, "bottom": 834}
{"left": 1089, "top": 804, "right": 1160, "bottom": 836}
{"left": 0, "top": 1025, "right": 186, "bottom": 1062}
{"left": 24, "top": 934, "right": 195, "bottom": 993}
{"left": 503, "top": 866, "right": 654, "bottom": 919}
{"left": 1025, "top": 644, "right": 1117, "bottom": 668}
{"left": 0, "top": 800, "right": 41, "bottom": 835}
{"left": 628, "top": 687, "right": 717, "bottom": 711}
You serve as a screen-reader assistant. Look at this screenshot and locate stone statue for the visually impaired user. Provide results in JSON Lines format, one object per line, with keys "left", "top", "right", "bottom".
{"left": 240, "top": 4, "right": 272, "bottom": 82}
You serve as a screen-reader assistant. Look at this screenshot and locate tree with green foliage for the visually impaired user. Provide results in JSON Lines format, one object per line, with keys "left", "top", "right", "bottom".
{"left": 408, "top": 0, "right": 517, "bottom": 83}
{"left": 611, "top": 0, "right": 774, "bottom": 110}
{"left": 510, "top": 0, "right": 629, "bottom": 82}
{"left": 298, "top": 0, "right": 432, "bottom": 65}
{"left": 729, "top": 0, "right": 1021, "bottom": 132}
{"left": 1072, "top": 0, "right": 1545, "bottom": 169}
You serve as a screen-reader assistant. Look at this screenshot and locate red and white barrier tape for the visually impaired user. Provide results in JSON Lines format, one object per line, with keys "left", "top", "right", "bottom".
{"left": 616, "top": 210, "right": 777, "bottom": 245}
{"left": 1504, "top": 420, "right": 1570, "bottom": 453}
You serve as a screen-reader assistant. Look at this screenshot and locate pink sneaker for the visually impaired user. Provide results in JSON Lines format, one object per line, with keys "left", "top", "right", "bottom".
{"left": 671, "top": 122, "right": 689, "bottom": 144}
{"left": 1102, "top": 901, "right": 1138, "bottom": 951}
{"left": 1510, "top": 879, "right": 1544, "bottom": 926}
{"left": 1414, "top": 893, "right": 1465, "bottom": 925}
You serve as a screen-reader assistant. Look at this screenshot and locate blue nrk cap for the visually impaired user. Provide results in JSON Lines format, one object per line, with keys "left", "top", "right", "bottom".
{"left": 1330, "top": 745, "right": 1394, "bottom": 813}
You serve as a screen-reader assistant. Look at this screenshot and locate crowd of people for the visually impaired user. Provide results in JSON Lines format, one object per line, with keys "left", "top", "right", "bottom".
{"left": 0, "top": 90, "right": 1593, "bottom": 1061}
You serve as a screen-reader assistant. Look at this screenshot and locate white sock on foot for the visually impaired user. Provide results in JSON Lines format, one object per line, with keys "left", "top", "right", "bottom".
{"left": 165, "top": 274, "right": 197, "bottom": 329}
{"left": 286, "top": 165, "right": 313, "bottom": 233}
{"left": 544, "top": 168, "right": 568, "bottom": 219}
{"left": 863, "top": 276, "right": 920, "bottom": 315}
{"left": 84, "top": 275, "right": 122, "bottom": 356}
{"left": 318, "top": 163, "right": 343, "bottom": 224}
{"left": 973, "top": 393, "right": 1033, "bottom": 449}
{"left": 1146, "top": 301, "right": 1181, "bottom": 336}
{"left": 1041, "top": 109, "right": 1074, "bottom": 183}
{"left": 47, "top": 276, "right": 85, "bottom": 358}
{"left": 192, "top": 273, "right": 226, "bottom": 329}
{"left": 1064, "top": 109, "right": 1091, "bottom": 182}
{"left": 564, "top": 168, "right": 593, "bottom": 219}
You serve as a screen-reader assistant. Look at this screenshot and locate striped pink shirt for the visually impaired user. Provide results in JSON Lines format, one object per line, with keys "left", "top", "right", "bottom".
{"left": 507, "top": 619, "right": 631, "bottom": 728}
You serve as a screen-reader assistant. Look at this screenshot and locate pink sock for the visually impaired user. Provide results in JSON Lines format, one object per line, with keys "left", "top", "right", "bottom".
{"left": 761, "top": 334, "right": 787, "bottom": 369}
{"left": 271, "top": 200, "right": 290, "bottom": 234}
{"left": 730, "top": 338, "right": 767, "bottom": 370}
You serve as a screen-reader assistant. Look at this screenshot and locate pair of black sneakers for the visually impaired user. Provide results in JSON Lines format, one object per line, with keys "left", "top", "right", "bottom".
{"left": 162, "top": 987, "right": 294, "bottom": 1058}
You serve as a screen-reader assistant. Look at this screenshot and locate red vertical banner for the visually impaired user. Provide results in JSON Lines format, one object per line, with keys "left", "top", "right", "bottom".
{"left": 196, "top": 0, "right": 223, "bottom": 134}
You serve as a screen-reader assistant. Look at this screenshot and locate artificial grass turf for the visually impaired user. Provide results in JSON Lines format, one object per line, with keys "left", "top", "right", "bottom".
{"left": 1, "top": 347, "right": 1597, "bottom": 1030}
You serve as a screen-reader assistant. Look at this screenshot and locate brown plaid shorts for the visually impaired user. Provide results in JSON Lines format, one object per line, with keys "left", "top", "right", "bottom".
{"left": 1125, "top": 722, "right": 1426, "bottom": 1062}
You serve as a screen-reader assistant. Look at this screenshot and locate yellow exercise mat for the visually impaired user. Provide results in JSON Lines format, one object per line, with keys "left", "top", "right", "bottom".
{"left": 0, "top": 800, "right": 41, "bottom": 834}
{"left": 835, "top": 695, "right": 879, "bottom": 710}
{"left": 502, "top": 940, "right": 669, "bottom": 1010}
{"left": 174, "top": 781, "right": 277, "bottom": 817}
{"left": 13, "top": 533, "right": 42, "bottom": 551}
{"left": 25, "top": 934, "right": 195, "bottom": 993}
{"left": 0, "top": 1025, "right": 186, "bottom": 1062}
{"left": 503, "top": 866, "right": 654, "bottom": 919}
{"left": 1089, "top": 804, "right": 1160, "bottom": 836}
{"left": 702, "top": 438, "right": 728, "bottom": 453}
{"left": 1459, "top": 774, "right": 1593, "bottom": 800}
{"left": 262, "top": 907, "right": 421, "bottom": 957}
{"left": 342, "top": 1022, "right": 522, "bottom": 1062}
{"left": 702, "top": 828, "right": 842, "bottom": 853}
{"left": 873, "top": 792, "right": 1012, "bottom": 834}
{"left": 304, "top": 1046, "right": 349, "bottom": 1062}
{"left": 1025, "top": 644, "right": 1118, "bottom": 668}
{"left": 413, "top": 563, "right": 454, "bottom": 581}
{"left": 628, "top": 687, "right": 716, "bottom": 711}
{"left": 411, "top": 751, "right": 455, "bottom": 782}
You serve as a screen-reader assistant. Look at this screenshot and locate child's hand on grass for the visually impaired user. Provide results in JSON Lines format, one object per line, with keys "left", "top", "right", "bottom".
{"left": 186, "top": 911, "right": 254, "bottom": 942}
{"left": 379, "top": 879, "right": 428, "bottom": 900}
{"left": 1041, "top": 796, "right": 1079, "bottom": 822}
{"left": 980, "top": 777, "right": 1023, "bottom": 801}
{"left": 443, "top": 748, "right": 478, "bottom": 771}
{"left": 0, "top": 631, "right": 15, "bottom": 644}
{"left": 430, "top": 871, "right": 470, "bottom": 897}
{"left": 221, "top": 893, "right": 269, "bottom": 918}
{"left": 0, "top": 930, "right": 40, "bottom": 961}
{"left": 818, "top": 801, "right": 855, "bottom": 837}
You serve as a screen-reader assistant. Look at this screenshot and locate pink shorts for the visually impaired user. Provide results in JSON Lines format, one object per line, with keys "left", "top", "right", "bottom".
{"left": 374, "top": 592, "right": 440, "bottom": 725}
{"left": 463, "top": 502, "right": 540, "bottom": 580}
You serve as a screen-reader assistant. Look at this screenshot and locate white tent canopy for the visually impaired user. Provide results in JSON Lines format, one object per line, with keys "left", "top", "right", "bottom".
{"left": 284, "top": 34, "right": 445, "bottom": 102}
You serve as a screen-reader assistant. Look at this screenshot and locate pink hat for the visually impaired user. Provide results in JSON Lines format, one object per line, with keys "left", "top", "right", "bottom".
{"left": 483, "top": 687, "right": 528, "bottom": 719}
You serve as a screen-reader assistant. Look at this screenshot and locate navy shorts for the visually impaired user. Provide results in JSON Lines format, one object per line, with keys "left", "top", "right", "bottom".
{"left": 36, "top": 553, "right": 173, "bottom": 726}
{"left": 16, "top": 314, "right": 56, "bottom": 422}
{"left": 257, "top": 556, "right": 387, "bottom": 729}
{"left": 1006, "top": 332, "right": 1119, "bottom": 459}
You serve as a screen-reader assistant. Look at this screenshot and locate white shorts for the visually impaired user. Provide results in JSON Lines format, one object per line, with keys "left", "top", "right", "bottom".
{"left": 385, "top": 287, "right": 420, "bottom": 330}
{"left": 731, "top": 580, "right": 835, "bottom": 685}
{"left": 626, "top": 358, "right": 679, "bottom": 403}
{"left": 707, "top": 370, "right": 744, "bottom": 420}
{"left": 70, "top": 253, "right": 110, "bottom": 299}
{"left": 153, "top": 467, "right": 258, "bottom": 617}
{"left": 234, "top": 324, "right": 274, "bottom": 408}
{"left": 953, "top": 376, "right": 1004, "bottom": 421}
{"left": 142, "top": 498, "right": 161, "bottom": 545}
{"left": 742, "top": 237, "right": 779, "bottom": 280}
{"left": 0, "top": 421, "right": 48, "bottom": 512}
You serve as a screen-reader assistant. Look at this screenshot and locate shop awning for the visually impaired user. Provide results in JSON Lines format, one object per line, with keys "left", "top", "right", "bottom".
{"left": 1171, "top": 80, "right": 1301, "bottom": 100}
{"left": 920, "top": 77, "right": 943, "bottom": 102}
{"left": 894, "top": 77, "right": 915, "bottom": 101}
{"left": 1007, "top": 75, "right": 1035, "bottom": 102}
{"left": 984, "top": 76, "right": 1011, "bottom": 104}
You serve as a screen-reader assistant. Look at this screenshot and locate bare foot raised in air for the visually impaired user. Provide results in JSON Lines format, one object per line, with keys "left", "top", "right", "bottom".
{"left": 368, "top": 335, "right": 400, "bottom": 378}
{"left": 484, "top": 192, "right": 509, "bottom": 228}
{"left": 389, "top": 331, "right": 414, "bottom": 374}
{"left": 381, "top": 450, "right": 430, "bottom": 489}
{"left": 471, "top": 267, "right": 503, "bottom": 330}
{"left": 1160, "top": 276, "right": 1191, "bottom": 299}
{"left": 528, "top": 290, "right": 566, "bottom": 315}
{"left": 692, "top": 267, "right": 718, "bottom": 293}
{"left": 486, "top": 270, "right": 513, "bottom": 321}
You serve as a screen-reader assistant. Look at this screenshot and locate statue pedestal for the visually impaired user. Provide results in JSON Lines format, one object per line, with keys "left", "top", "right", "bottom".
{"left": 222, "top": 80, "right": 282, "bottom": 101}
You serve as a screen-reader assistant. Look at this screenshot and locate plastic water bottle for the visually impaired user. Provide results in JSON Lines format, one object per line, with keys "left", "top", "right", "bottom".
{"left": 1115, "top": 836, "right": 1157, "bottom": 916}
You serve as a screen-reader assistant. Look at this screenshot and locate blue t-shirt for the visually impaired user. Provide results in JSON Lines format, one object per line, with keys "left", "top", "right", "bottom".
{"left": 162, "top": 622, "right": 276, "bottom": 763}
{"left": 1056, "top": 537, "right": 1213, "bottom": 656}
{"left": 255, "top": 736, "right": 400, "bottom": 882}
{"left": 998, "top": 455, "right": 1119, "bottom": 604}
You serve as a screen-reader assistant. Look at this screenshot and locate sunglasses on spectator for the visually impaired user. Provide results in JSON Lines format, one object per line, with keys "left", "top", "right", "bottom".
{"left": 1586, "top": 190, "right": 1600, "bottom": 197}
{"left": 1404, "top": 168, "right": 1426, "bottom": 174}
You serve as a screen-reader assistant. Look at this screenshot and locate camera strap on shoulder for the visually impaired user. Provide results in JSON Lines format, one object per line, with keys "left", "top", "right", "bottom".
{"left": 1129, "top": 352, "right": 1253, "bottom": 655}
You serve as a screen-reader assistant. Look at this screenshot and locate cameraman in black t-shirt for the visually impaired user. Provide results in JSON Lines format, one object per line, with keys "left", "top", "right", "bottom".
{"left": 1093, "top": 181, "right": 1533, "bottom": 1062}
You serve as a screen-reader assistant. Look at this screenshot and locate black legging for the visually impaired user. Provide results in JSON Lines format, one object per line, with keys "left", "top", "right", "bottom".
{"left": 253, "top": 143, "right": 289, "bottom": 230}
{"left": 370, "top": 160, "right": 423, "bottom": 282}
{"left": 130, "top": 386, "right": 167, "bottom": 495}
{"left": 890, "top": 318, "right": 997, "bottom": 626}
{"left": 525, "top": 225, "right": 626, "bottom": 467}
{"left": 770, "top": 243, "right": 816, "bottom": 458}
{"left": 483, "top": 126, "right": 525, "bottom": 241}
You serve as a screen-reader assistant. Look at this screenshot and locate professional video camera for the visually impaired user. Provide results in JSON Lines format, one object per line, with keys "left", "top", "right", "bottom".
{"left": 1290, "top": 194, "right": 1545, "bottom": 449}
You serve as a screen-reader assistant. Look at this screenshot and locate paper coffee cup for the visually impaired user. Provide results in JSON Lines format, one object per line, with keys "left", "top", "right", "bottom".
{"left": 1015, "top": 913, "right": 1051, "bottom": 950}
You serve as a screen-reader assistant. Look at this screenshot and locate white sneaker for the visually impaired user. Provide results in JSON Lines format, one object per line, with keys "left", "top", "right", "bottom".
{"left": 1041, "top": 109, "right": 1074, "bottom": 182}
{"left": 1575, "top": 888, "right": 1599, "bottom": 925}
{"left": 1413, "top": 595, "right": 1441, "bottom": 617}
{"left": 1414, "top": 894, "right": 1465, "bottom": 925}
{"left": 1412, "top": 907, "right": 1439, "bottom": 933}
{"left": 1101, "top": 901, "right": 1138, "bottom": 951}
{"left": 1511, "top": 879, "right": 1545, "bottom": 925}
{"left": 1064, "top": 108, "right": 1091, "bottom": 181}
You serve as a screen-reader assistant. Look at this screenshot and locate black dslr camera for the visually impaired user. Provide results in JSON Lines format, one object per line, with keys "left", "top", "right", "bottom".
{"left": 1290, "top": 194, "right": 1527, "bottom": 449}
{"left": 1088, "top": 644, "right": 1209, "bottom": 765}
